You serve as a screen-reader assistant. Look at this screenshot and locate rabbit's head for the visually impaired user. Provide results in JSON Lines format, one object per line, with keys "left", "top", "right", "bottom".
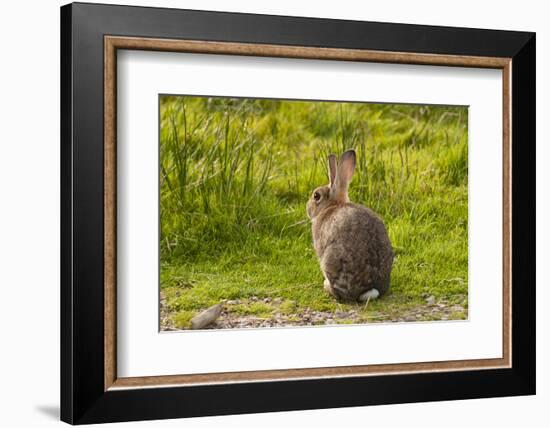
{"left": 306, "top": 150, "right": 356, "bottom": 220}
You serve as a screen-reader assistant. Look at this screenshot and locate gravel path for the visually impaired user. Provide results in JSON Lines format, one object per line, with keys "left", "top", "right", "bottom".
{"left": 160, "top": 294, "right": 467, "bottom": 331}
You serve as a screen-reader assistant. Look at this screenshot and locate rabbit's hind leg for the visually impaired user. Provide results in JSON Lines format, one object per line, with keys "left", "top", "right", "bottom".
{"left": 358, "top": 288, "right": 380, "bottom": 302}
{"left": 320, "top": 247, "right": 351, "bottom": 301}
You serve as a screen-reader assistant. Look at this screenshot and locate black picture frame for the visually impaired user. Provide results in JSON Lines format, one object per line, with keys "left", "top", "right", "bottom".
{"left": 61, "top": 2, "right": 535, "bottom": 424}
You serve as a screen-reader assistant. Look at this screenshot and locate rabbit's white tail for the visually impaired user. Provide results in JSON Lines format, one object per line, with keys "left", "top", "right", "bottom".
{"left": 359, "top": 288, "right": 380, "bottom": 302}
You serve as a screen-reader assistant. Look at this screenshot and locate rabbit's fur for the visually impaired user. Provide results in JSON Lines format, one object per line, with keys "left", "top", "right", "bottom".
{"left": 306, "top": 150, "right": 393, "bottom": 302}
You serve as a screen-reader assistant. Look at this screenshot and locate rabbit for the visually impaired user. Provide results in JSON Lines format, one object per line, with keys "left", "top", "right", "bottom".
{"left": 306, "top": 150, "right": 394, "bottom": 302}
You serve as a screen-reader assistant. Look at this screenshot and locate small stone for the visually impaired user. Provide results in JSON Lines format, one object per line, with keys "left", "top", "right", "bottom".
{"left": 426, "top": 295, "right": 436, "bottom": 305}
{"left": 190, "top": 304, "right": 223, "bottom": 329}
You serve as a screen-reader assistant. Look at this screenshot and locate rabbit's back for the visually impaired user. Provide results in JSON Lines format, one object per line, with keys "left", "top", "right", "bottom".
{"left": 313, "top": 203, "right": 393, "bottom": 301}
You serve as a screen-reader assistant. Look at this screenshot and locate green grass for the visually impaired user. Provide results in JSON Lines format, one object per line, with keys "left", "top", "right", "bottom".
{"left": 159, "top": 96, "right": 468, "bottom": 329}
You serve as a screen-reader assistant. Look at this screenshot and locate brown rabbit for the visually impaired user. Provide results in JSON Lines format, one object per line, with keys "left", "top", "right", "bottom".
{"left": 306, "top": 150, "right": 393, "bottom": 302}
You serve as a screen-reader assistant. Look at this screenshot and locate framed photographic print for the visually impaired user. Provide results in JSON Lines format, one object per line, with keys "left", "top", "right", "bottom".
{"left": 60, "top": 2, "right": 536, "bottom": 424}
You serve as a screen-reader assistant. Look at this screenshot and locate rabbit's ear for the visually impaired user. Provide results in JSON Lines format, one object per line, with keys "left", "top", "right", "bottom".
{"left": 328, "top": 154, "right": 337, "bottom": 188}
{"left": 333, "top": 150, "right": 356, "bottom": 202}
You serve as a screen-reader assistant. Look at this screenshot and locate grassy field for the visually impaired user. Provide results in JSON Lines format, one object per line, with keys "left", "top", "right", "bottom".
{"left": 159, "top": 95, "right": 469, "bottom": 330}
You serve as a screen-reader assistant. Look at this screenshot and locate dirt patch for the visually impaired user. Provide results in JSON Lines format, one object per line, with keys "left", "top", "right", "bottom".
{"left": 160, "top": 292, "right": 178, "bottom": 330}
